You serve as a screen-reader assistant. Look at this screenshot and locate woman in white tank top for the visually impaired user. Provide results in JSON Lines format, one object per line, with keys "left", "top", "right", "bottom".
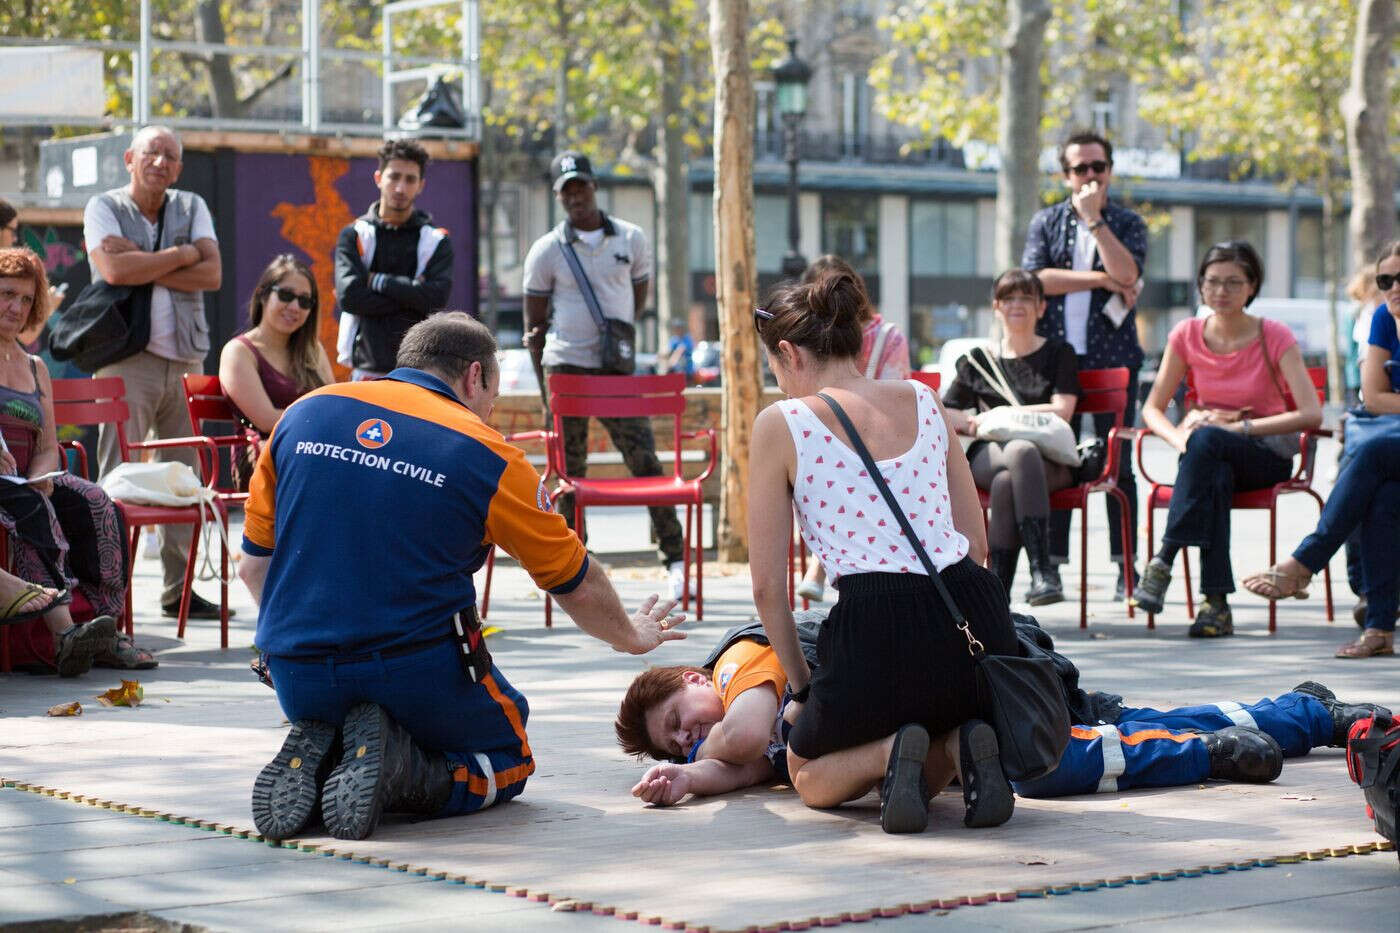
{"left": 748, "top": 271, "right": 1020, "bottom": 834}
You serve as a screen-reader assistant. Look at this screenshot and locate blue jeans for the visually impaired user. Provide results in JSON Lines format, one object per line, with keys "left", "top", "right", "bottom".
{"left": 1159, "top": 426, "right": 1293, "bottom": 595}
{"left": 265, "top": 640, "right": 534, "bottom": 816}
{"left": 1293, "top": 434, "right": 1400, "bottom": 632}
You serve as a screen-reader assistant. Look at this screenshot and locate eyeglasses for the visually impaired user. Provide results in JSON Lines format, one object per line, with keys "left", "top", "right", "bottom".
{"left": 1377, "top": 274, "right": 1400, "bottom": 291}
{"left": 753, "top": 307, "right": 775, "bottom": 333}
{"left": 1201, "top": 277, "right": 1250, "bottom": 293}
{"left": 0, "top": 287, "right": 35, "bottom": 310}
{"left": 1068, "top": 160, "right": 1110, "bottom": 176}
{"left": 272, "top": 286, "right": 314, "bottom": 310}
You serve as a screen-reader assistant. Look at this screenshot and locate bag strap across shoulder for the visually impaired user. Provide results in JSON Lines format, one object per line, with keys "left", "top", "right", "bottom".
{"left": 815, "top": 391, "right": 985, "bottom": 659}
{"left": 554, "top": 224, "right": 609, "bottom": 336}
{"left": 963, "top": 346, "right": 1022, "bottom": 408}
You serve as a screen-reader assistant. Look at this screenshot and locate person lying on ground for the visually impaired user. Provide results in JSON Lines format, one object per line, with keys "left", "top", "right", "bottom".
{"left": 617, "top": 611, "right": 1390, "bottom": 805}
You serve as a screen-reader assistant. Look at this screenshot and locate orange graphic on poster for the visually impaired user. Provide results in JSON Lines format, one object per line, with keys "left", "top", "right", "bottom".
{"left": 271, "top": 157, "right": 356, "bottom": 381}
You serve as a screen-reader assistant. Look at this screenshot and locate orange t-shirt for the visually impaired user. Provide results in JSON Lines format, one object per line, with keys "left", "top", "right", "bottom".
{"left": 711, "top": 639, "right": 785, "bottom": 712}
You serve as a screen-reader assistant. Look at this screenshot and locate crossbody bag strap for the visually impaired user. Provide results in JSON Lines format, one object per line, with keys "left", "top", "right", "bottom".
{"left": 555, "top": 225, "right": 609, "bottom": 335}
{"left": 962, "top": 346, "right": 1021, "bottom": 408}
{"left": 815, "top": 391, "right": 986, "bottom": 658}
{"left": 1256, "top": 321, "right": 1288, "bottom": 405}
{"left": 865, "top": 322, "right": 893, "bottom": 379}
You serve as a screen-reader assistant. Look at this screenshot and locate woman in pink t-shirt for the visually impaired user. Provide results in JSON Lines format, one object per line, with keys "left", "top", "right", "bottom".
{"left": 793, "top": 256, "right": 912, "bottom": 602}
{"left": 1130, "top": 241, "right": 1322, "bottom": 636}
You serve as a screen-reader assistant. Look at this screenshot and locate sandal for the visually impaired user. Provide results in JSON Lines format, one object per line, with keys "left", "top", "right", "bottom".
{"left": 92, "top": 631, "right": 158, "bottom": 670}
{"left": 0, "top": 583, "right": 67, "bottom": 624}
{"left": 1335, "top": 630, "right": 1395, "bottom": 659}
{"left": 1242, "top": 566, "right": 1311, "bottom": 601}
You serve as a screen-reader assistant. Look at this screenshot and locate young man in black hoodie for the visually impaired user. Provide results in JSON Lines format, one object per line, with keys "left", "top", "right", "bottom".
{"left": 334, "top": 139, "right": 454, "bottom": 380}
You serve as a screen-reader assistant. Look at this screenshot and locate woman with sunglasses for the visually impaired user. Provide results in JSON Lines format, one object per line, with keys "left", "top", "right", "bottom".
{"left": 1242, "top": 240, "right": 1400, "bottom": 658}
{"left": 220, "top": 254, "right": 332, "bottom": 436}
{"left": 1130, "top": 241, "right": 1322, "bottom": 636}
{"left": 748, "top": 269, "right": 1019, "bottom": 835}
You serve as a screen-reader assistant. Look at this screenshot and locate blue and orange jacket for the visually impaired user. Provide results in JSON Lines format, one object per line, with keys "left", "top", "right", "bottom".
{"left": 243, "top": 367, "right": 587, "bottom": 657}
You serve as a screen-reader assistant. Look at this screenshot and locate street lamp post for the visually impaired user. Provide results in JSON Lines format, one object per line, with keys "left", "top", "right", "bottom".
{"left": 772, "top": 37, "right": 812, "bottom": 279}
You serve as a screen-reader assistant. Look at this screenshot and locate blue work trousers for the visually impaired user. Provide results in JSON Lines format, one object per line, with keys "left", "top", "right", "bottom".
{"left": 266, "top": 640, "right": 534, "bottom": 817}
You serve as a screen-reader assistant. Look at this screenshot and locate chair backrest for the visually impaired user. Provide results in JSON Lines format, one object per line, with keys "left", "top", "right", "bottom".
{"left": 1074, "top": 367, "right": 1130, "bottom": 423}
{"left": 548, "top": 373, "right": 687, "bottom": 475}
{"left": 182, "top": 373, "right": 243, "bottom": 434}
{"left": 909, "top": 370, "right": 941, "bottom": 392}
{"left": 52, "top": 377, "right": 129, "bottom": 433}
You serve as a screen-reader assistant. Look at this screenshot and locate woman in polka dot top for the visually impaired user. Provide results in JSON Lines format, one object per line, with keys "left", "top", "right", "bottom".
{"left": 747, "top": 270, "right": 1021, "bottom": 834}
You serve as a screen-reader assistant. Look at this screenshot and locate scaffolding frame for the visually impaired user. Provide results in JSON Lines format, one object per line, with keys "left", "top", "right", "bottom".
{"left": 0, "top": 0, "right": 480, "bottom": 140}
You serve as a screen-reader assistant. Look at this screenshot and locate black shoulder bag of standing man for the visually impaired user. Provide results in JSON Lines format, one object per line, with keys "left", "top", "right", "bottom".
{"left": 51, "top": 197, "right": 166, "bottom": 374}
{"left": 554, "top": 224, "right": 635, "bottom": 375}
{"left": 816, "top": 391, "right": 1070, "bottom": 782}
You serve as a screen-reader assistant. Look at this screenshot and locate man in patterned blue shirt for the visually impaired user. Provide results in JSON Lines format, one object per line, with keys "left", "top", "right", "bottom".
{"left": 1023, "top": 130, "right": 1148, "bottom": 599}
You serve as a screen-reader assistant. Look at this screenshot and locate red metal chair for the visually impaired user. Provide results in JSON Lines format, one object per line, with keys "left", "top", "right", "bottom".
{"left": 182, "top": 373, "right": 262, "bottom": 508}
{"left": 1047, "top": 368, "right": 1137, "bottom": 629}
{"left": 479, "top": 429, "right": 557, "bottom": 626}
{"left": 52, "top": 377, "right": 229, "bottom": 647}
{"left": 1135, "top": 366, "right": 1333, "bottom": 633}
{"left": 549, "top": 373, "right": 717, "bottom": 620}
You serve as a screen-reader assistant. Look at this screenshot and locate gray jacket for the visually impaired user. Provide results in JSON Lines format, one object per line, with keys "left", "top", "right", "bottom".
{"left": 89, "top": 187, "right": 211, "bottom": 362}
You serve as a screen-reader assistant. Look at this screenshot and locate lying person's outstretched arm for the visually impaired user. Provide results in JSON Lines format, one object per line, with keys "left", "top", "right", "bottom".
{"left": 694, "top": 684, "right": 779, "bottom": 765}
{"left": 632, "top": 758, "right": 775, "bottom": 806}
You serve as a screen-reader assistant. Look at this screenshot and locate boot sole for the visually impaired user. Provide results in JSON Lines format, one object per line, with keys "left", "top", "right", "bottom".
{"left": 56, "top": 616, "right": 117, "bottom": 678}
{"left": 1025, "top": 590, "right": 1065, "bottom": 607}
{"left": 251, "top": 720, "right": 338, "bottom": 840}
{"left": 881, "top": 724, "right": 930, "bottom": 834}
{"left": 322, "top": 703, "right": 391, "bottom": 840}
{"left": 961, "top": 720, "right": 1015, "bottom": 828}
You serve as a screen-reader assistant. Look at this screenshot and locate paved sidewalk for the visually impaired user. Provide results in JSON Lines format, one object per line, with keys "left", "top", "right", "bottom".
{"left": 2, "top": 436, "right": 1397, "bottom": 930}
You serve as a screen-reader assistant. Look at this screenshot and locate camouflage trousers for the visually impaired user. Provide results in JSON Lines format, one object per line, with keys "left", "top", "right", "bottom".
{"left": 547, "top": 365, "right": 685, "bottom": 566}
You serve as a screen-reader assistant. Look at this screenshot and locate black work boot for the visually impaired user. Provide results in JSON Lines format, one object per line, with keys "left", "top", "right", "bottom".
{"left": 987, "top": 549, "right": 1018, "bottom": 601}
{"left": 321, "top": 703, "right": 454, "bottom": 840}
{"left": 1292, "top": 681, "right": 1394, "bottom": 747}
{"left": 1017, "top": 518, "right": 1063, "bottom": 606}
{"left": 1200, "top": 727, "right": 1283, "bottom": 783}
{"left": 251, "top": 719, "right": 340, "bottom": 841}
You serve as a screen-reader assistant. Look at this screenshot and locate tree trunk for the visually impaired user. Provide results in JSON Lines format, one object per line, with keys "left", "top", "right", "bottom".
{"left": 15, "top": 126, "right": 39, "bottom": 194}
{"left": 1322, "top": 183, "right": 1343, "bottom": 406}
{"left": 481, "top": 124, "right": 502, "bottom": 335}
{"left": 995, "top": 0, "right": 1051, "bottom": 269}
{"left": 654, "top": 44, "right": 691, "bottom": 357}
{"left": 1341, "top": 0, "right": 1397, "bottom": 275}
{"left": 195, "top": 0, "right": 242, "bottom": 119}
{"left": 709, "top": 0, "right": 758, "bottom": 563}
{"left": 554, "top": 0, "right": 571, "bottom": 146}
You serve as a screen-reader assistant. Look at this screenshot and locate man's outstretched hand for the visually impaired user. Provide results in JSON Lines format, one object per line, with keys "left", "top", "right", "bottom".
{"left": 619, "top": 594, "right": 686, "bottom": 655}
{"left": 632, "top": 762, "right": 691, "bottom": 806}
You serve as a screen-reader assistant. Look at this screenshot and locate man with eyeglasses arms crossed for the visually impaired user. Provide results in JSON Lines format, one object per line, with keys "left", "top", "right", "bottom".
{"left": 83, "top": 125, "right": 224, "bottom": 621}
{"left": 1022, "top": 130, "right": 1148, "bottom": 602}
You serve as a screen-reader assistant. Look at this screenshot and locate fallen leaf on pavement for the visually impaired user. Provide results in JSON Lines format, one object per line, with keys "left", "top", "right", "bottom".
{"left": 46, "top": 701, "right": 82, "bottom": 717}
{"left": 96, "top": 680, "right": 143, "bottom": 707}
{"left": 482, "top": 626, "right": 503, "bottom": 638}
{"left": 1280, "top": 794, "right": 1316, "bottom": 801}
{"left": 1016, "top": 854, "right": 1055, "bottom": 865}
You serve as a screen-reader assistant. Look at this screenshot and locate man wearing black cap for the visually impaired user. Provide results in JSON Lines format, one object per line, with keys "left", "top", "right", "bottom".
{"left": 522, "top": 151, "right": 687, "bottom": 600}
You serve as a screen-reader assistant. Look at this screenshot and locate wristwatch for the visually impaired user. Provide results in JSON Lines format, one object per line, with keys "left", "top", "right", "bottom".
{"left": 790, "top": 682, "right": 811, "bottom": 704}
{"left": 1087, "top": 219, "right": 1106, "bottom": 232}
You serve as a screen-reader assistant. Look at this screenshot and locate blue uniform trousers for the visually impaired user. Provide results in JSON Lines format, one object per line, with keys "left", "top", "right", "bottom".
{"left": 265, "top": 640, "right": 534, "bottom": 817}
{"left": 1014, "top": 692, "right": 1329, "bottom": 798}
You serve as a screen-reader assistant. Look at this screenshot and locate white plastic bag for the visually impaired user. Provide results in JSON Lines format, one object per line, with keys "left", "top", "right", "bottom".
{"left": 100, "top": 461, "right": 229, "bottom": 582}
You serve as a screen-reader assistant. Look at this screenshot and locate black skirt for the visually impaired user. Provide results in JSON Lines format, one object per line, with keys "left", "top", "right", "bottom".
{"left": 786, "top": 557, "right": 1018, "bottom": 760}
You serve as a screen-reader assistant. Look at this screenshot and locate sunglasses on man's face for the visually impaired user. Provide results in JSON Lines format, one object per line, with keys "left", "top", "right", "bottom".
{"left": 1068, "top": 160, "right": 1110, "bottom": 176}
{"left": 753, "top": 307, "right": 775, "bottom": 333}
{"left": 272, "top": 286, "right": 314, "bottom": 310}
{"left": 1377, "top": 274, "right": 1400, "bottom": 292}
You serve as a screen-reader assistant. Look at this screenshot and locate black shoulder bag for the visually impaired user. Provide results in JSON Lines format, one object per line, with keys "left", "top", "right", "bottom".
{"left": 51, "top": 198, "right": 165, "bottom": 373}
{"left": 555, "top": 225, "right": 635, "bottom": 375}
{"left": 815, "top": 391, "right": 1070, "bottom": 782}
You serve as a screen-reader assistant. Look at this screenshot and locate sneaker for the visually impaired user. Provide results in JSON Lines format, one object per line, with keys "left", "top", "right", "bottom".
{"left": 1129, "top": 558, "right": 1171, "bottom": 614}
{"left": 1113, "top": 565, "right": 1139, "bottom": 603}
{"left": 54, "top": 616, "right": 117, "bottom": 678}
{"left": 162, "top": 591, "right": 235, "bottom": 620}
{"left": 1188, "top": 602, "right": 1233, "bottom": 638}
{"left": 795, "top": 579, "right": 825, "bottom": 602}
{"left": 251, "top": 719, "right": 340, "bottom": 840}
{"left": 1291, "top": 681, "right": 1393, "bottom": 746}
{"left": 959, "top": 719, "right": 1014, "bottom": 828}
{"left": 667, "top": 561, "right": 687, "bottom": 602}
{"left": 880, "top": 724, "right": 930, "bottom": 834}
{"left": 1200, "top": 727, "right": 1282, "bottom": 782}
